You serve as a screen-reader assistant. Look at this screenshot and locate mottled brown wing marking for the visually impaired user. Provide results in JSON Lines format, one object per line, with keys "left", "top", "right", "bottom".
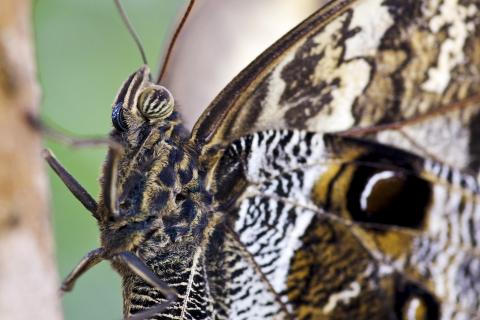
{"left": 374, "top": 97, "right": 480, "bottom": 175}
{"left": 191, "top": 0, "right": 480, "bottom": 173}
{"left": 190, "top": 0, "right": 356, "bottom": 147}
{"left": 286, "top": 214, "right": 396, "bottom": 320}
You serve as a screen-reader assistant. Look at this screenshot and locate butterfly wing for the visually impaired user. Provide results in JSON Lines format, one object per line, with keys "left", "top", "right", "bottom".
{"left": 215, "top": 129, "right": 480, "bottom": 318}
{"left": 161, "top": 0, "right": 325, "bottom": 129}
{"left": 190, "top": 0, "right": 480, "bottom": 173}
{"left": 186, "top": 0, "right": 480, "bottom": 318}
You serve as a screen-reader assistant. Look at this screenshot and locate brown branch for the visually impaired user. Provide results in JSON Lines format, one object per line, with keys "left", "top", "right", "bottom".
{"left": 0, "top": 0, "right": 61, "bottom": 319}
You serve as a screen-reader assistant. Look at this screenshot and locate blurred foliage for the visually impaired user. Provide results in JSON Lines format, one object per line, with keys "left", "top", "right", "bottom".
{"left": 34, "top": 0, "right": 186, "bottom": 319}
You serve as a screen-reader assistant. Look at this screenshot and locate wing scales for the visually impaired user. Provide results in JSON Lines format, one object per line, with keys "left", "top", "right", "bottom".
{"left": 191, "top": 0, "right": 480, "bottom": 155}
{"left": 215, "top": 129, "right": 480, "bottom": 319}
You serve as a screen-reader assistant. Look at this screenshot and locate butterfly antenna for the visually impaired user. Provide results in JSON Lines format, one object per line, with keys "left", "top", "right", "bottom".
{"left": 114, "top": 0, "right": 149, "bottom": 68}
{"left": 156, "top": 0, "right": 195, "bottom": 84}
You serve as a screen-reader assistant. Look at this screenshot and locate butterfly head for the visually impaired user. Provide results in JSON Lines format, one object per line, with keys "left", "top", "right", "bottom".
{"left": 111, "top": 65, "right": 175, "bottom": 133}
{"left": 98, "top": 66, "right": 208, "bottom": 252}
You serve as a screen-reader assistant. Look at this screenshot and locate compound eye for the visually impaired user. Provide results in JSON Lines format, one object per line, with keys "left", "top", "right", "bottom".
{"left": 112, "top": 102, "right": 128, "bottom": 131}
{"left": 138, "top": 86, "right": 174, "bottom": 120}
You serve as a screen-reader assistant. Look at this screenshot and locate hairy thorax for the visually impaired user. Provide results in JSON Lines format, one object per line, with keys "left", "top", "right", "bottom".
{"left": 98, "top": 116, "right": 214, "bottom": 261}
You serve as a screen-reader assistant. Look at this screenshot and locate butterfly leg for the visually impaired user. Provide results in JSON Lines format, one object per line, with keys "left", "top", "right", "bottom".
{"left": 43, "top": 149, "right": 99, "bottom": 220}
{"left": 102, "top": 148, "right": 122, "bottom": 217}
{"left": 113, "top": 252, "right": 177, "bottom": 320}
{"left": 61, "top": 247, "right": 105, "bottom": 292}
{"left": 27, "top": 113, "right": 120, "bottom": 149}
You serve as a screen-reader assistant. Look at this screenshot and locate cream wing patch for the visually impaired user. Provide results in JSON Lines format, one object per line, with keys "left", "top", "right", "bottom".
{"left": 256, "top": 0, "right": 396, "bottom": 134}
{"left": 343, "top": 0, "right": 394, "bottom": 60}
{"left": 421, "top": 0, "right": 477, "bottom": 93}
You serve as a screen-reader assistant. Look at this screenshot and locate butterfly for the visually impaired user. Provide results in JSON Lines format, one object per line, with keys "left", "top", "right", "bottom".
{"left": 45, "top": 0, "right": 480, "bottom": 319}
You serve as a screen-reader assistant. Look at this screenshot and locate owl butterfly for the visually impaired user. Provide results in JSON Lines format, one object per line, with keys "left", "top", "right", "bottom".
{"left": 45, "top": 0, "right": 480, "bottom": 319}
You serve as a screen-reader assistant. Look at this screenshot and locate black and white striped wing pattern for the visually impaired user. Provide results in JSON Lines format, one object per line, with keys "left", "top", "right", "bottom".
{"left": 125, "top": 230, "right": 287, "bottom": 319}
{"left": 214, "top": 129, "right": 480, "bottom": 319}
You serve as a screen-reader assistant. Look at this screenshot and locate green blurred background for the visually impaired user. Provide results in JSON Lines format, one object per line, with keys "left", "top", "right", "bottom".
{"left": 34, "top": 1, "right": 186, "bottom": 319}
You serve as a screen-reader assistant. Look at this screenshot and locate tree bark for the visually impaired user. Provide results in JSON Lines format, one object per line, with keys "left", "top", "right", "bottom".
{"left": 0, "top": 0, "right": 62, "bottom": 319}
